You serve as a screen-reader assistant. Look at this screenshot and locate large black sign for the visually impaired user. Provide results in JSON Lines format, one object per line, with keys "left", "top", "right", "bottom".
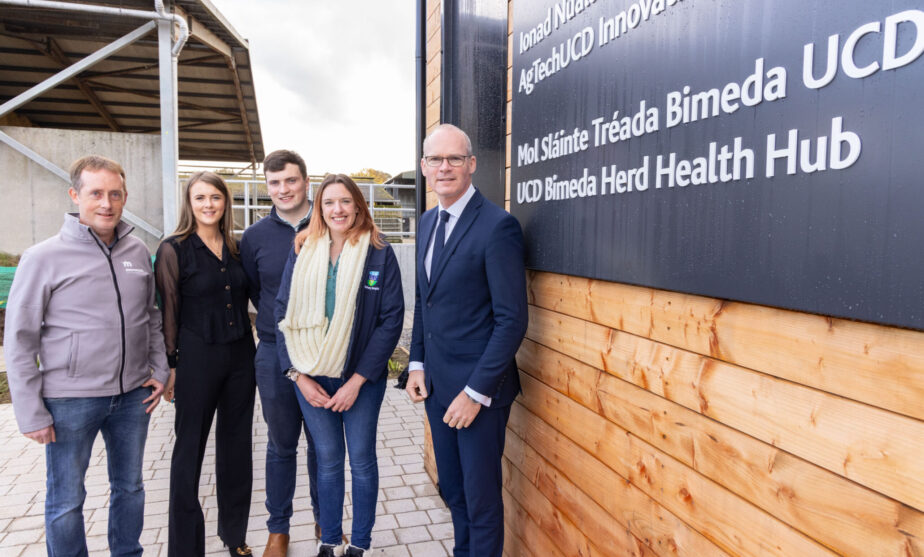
{"left": 441, "top": 0, "right": 508, "bottom": 209}
{"left": 510, "top": 0, "right": 924, "bottom": 330}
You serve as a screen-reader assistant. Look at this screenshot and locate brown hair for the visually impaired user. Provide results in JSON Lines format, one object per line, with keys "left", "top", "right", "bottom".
{"left": 263, "top": 149, "right": 307, "bottom": 178}
{"left": 294, "top": 173, "right": 384, "bottom": 252}
{"left": 69, "top": 155, "right": 126, "bottom": 192}
{"left": 170, "top": 171, "right": 239, "bottom": 258}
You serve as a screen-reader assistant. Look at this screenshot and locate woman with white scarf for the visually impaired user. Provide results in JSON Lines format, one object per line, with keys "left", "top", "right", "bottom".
{"left": 274, "top": 173, "right": 404, "bottom": 557}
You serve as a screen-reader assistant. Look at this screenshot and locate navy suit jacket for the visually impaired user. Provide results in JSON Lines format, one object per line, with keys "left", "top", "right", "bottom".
{"left": 410, "top": 189, "right": 528, "bottom": 409}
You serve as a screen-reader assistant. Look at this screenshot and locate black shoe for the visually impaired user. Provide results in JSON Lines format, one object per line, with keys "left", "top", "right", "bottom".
{"left": 229, "top": 544, "right": 252, "bottom": 556}
{"left": 344, "top": 544, "right": 372, "bottom": 556}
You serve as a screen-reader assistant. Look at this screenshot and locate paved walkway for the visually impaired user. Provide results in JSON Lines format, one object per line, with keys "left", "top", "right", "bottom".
{"left": 0, "top": 383, "right": 453, "bottom": 556}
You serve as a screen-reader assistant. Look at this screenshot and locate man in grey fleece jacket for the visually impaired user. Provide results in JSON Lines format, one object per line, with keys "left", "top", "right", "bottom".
{"left": 4, "top": 155, "right": 168, "bottom": 556}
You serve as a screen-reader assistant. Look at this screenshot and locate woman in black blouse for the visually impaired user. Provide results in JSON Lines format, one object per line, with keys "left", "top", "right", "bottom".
{"left": 155, "top": 171, "right": 255, "bottom": 557}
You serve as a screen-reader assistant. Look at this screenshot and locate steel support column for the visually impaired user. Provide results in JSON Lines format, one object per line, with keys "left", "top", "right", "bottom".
{"left": 158, "top": 18, "right": 179, "bottom": 234}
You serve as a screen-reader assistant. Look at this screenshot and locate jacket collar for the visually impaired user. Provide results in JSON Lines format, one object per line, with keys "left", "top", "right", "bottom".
{"left": 422, "top": 188, "right": 485, "bottom": 295}
{"left": 269, "top": 203, "right": 313, "bottom": 231}
{"left": 60, "top": 212, "right": 134, "bottom": 246}
{"left": 437, "top": 183, "right": 477, "bottom": 218}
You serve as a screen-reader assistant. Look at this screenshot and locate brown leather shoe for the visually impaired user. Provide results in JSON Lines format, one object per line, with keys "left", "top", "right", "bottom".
{"left": 262, "top": 533, "right": 289, "bottom": 557}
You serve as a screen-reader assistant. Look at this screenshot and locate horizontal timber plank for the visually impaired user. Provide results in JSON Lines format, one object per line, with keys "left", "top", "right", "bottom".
{"left": 426, "top": 56, "right": 441, "bottom": 88}
{"left": 526, "top": 271, "right": 924, "bottom": 421}
{"left": 423, "top": 419, "right": 437, "bottom": 485}
{"left": 503, "top": 524, "right": 531, "bottom": 557}
{"left": 515, "top": 374, "right": 837, "bottom": 556}
{"left": 502, "top": 458, "right": 614, "bottom": 557}
{"left": 518, "top": 339, "right": 924, "bottom": 556}
{"left": 425, "top": 190, "right": 438, "bottom": 210}
{"left": 425, "top": 97, "right": 440, "bottom": 129}
{"left": 526, "top": 305, "right": 924, "bottom": 512}
{"left": 508, "top": 403, "right": 730, "bottom": 557}
{"left": 504, "top": 432, "right": 657, "bottom": 557}
{"left": 426, "top": 24, "right": 441, "bottom": 60}
{"left": 426, "top": 77, "right": 441, "bottom": 106}
{"left": 504, "top": 488, "right": 565, "bottom": 557}
{"left": 426, "top": 0, "right": 440, "bottom": 23}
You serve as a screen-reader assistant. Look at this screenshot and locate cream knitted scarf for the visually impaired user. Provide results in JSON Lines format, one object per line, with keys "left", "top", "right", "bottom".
{"left": 278, "top": 230, "right": 371, "bottom": 377}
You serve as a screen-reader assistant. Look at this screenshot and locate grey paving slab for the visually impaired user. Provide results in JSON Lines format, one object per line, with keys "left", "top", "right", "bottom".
{"left": 0, "top": 383, "right": 452, "bottom": 556}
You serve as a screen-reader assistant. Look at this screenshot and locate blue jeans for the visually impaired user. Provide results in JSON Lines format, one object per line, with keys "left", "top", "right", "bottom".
{"left": 294, "top": 376, "right": 386, "bottom": 550}
{"left": 255, "top": 341, "right": 319, "bottom": 533}
{"left": 44, "top": 386, "right": 152, "bottom": 557}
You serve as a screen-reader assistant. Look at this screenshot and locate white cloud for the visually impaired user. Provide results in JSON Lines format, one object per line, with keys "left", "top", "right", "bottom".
{"left": 209, "top": 0, "right": 417, "bottom": 177}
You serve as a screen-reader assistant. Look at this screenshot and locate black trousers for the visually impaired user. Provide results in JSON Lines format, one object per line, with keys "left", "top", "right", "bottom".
{"left": 168, "top": 331, "right": 256, "bottom": 556}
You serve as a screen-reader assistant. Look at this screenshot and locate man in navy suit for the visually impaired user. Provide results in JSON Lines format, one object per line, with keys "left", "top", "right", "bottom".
{"left": 406, "top": 124, "right": 528, "bottom": 557}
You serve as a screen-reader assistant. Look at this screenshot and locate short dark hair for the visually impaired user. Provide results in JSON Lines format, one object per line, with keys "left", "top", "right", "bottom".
{"left": 69, "top": 155, "right": 126, "bottom": 192}
{"left": 263, "top": 149, "right": 307, "bottom": 179}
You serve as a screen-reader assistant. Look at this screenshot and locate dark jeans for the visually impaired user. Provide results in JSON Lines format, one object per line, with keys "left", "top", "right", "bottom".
{"left": 168, "top": 333, "right": 255, "bottom": 557}
{"left": 294, "top": 376, "right": 387, "bottom": 550}
{"left": 255, "top": 341, "right": 320, "bottom": 533}
{"left": 44, "top": 386, "right": 152, "bottom": 557}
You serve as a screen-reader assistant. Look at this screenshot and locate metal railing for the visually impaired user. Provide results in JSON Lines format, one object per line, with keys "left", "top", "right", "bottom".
{"left": 226, "top": 178, "right": 417, "bottom": 241}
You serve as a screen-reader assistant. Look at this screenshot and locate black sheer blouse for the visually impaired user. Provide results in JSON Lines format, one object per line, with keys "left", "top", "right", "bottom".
{"left": 154, "top": 234, "right": 251, "bottom": 367}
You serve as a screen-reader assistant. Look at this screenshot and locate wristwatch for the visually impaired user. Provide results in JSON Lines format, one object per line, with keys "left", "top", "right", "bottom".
{"left": 285, "top": 367, "right": 301, "bottom": 382}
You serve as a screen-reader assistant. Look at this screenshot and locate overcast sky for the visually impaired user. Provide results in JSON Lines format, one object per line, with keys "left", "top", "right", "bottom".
{"left": 209, "top": 0, "right": 417, "bottom": 178}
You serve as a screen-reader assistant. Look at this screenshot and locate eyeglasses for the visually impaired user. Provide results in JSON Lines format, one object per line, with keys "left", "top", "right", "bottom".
{"left": 423, "top": 155, "right": 470, "bottom": 167}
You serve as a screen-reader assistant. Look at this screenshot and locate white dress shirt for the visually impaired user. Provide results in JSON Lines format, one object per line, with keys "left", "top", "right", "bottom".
{"left": 410, "top": 185, "right": 491, "bottom": 406}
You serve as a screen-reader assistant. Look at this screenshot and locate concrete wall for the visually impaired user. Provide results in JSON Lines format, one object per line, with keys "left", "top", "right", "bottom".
{"left": 0, "top": 126, "right": 163, "bottom": 255}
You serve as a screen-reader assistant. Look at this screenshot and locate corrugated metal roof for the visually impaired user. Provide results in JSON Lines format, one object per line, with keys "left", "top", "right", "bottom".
{"left": 0, "top": 0, "right": 264, "bottom": 162}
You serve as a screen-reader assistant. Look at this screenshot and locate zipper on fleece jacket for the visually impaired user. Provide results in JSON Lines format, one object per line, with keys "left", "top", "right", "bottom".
{"left": 90, "top": 231, "right": 127, "bottom": 394}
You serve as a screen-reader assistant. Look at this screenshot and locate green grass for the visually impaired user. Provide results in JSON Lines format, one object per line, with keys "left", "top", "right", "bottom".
{"left": 0, "top": 252, "right": 20, "bottom": 267}
{"left": 388, "top": 347, "right": 409, "bottom": 379}
{"left": 0, "top": 373, "right": 9, "bottom": 404}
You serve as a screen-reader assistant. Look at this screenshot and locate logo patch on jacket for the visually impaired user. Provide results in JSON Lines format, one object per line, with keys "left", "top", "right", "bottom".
{"left": 366, "top": 270, "right": 380, "bottom": 287}
{"left": 121, "top": 260, "right": 147, "bottom": 274}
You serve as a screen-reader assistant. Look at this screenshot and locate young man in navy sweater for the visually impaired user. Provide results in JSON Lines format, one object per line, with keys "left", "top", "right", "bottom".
{"left": 240, "top": 150, "right": 320, "bottom": 556}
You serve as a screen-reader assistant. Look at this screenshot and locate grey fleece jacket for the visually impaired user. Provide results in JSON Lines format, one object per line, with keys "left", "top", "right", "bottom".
{"left": 4, "top": 213, "right": 170, "bottom": 434}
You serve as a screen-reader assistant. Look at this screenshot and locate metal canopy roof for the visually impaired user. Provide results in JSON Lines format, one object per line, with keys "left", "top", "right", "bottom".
{"left": 0, "top": 0, "right": 264, "bottom": 163}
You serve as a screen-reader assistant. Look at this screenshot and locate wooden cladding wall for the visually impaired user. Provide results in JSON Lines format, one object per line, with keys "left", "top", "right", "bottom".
{"left": 510, "top": 275, "right": 924, "bottom": 556}
{"left": 426, "top": 2, "right": 924, "bottom": 555}
{"left": 422, "top": 0, "right": 441, "bottom": 486}
{"left": 498, "top": 1, "right": 924, "bottom": 555}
